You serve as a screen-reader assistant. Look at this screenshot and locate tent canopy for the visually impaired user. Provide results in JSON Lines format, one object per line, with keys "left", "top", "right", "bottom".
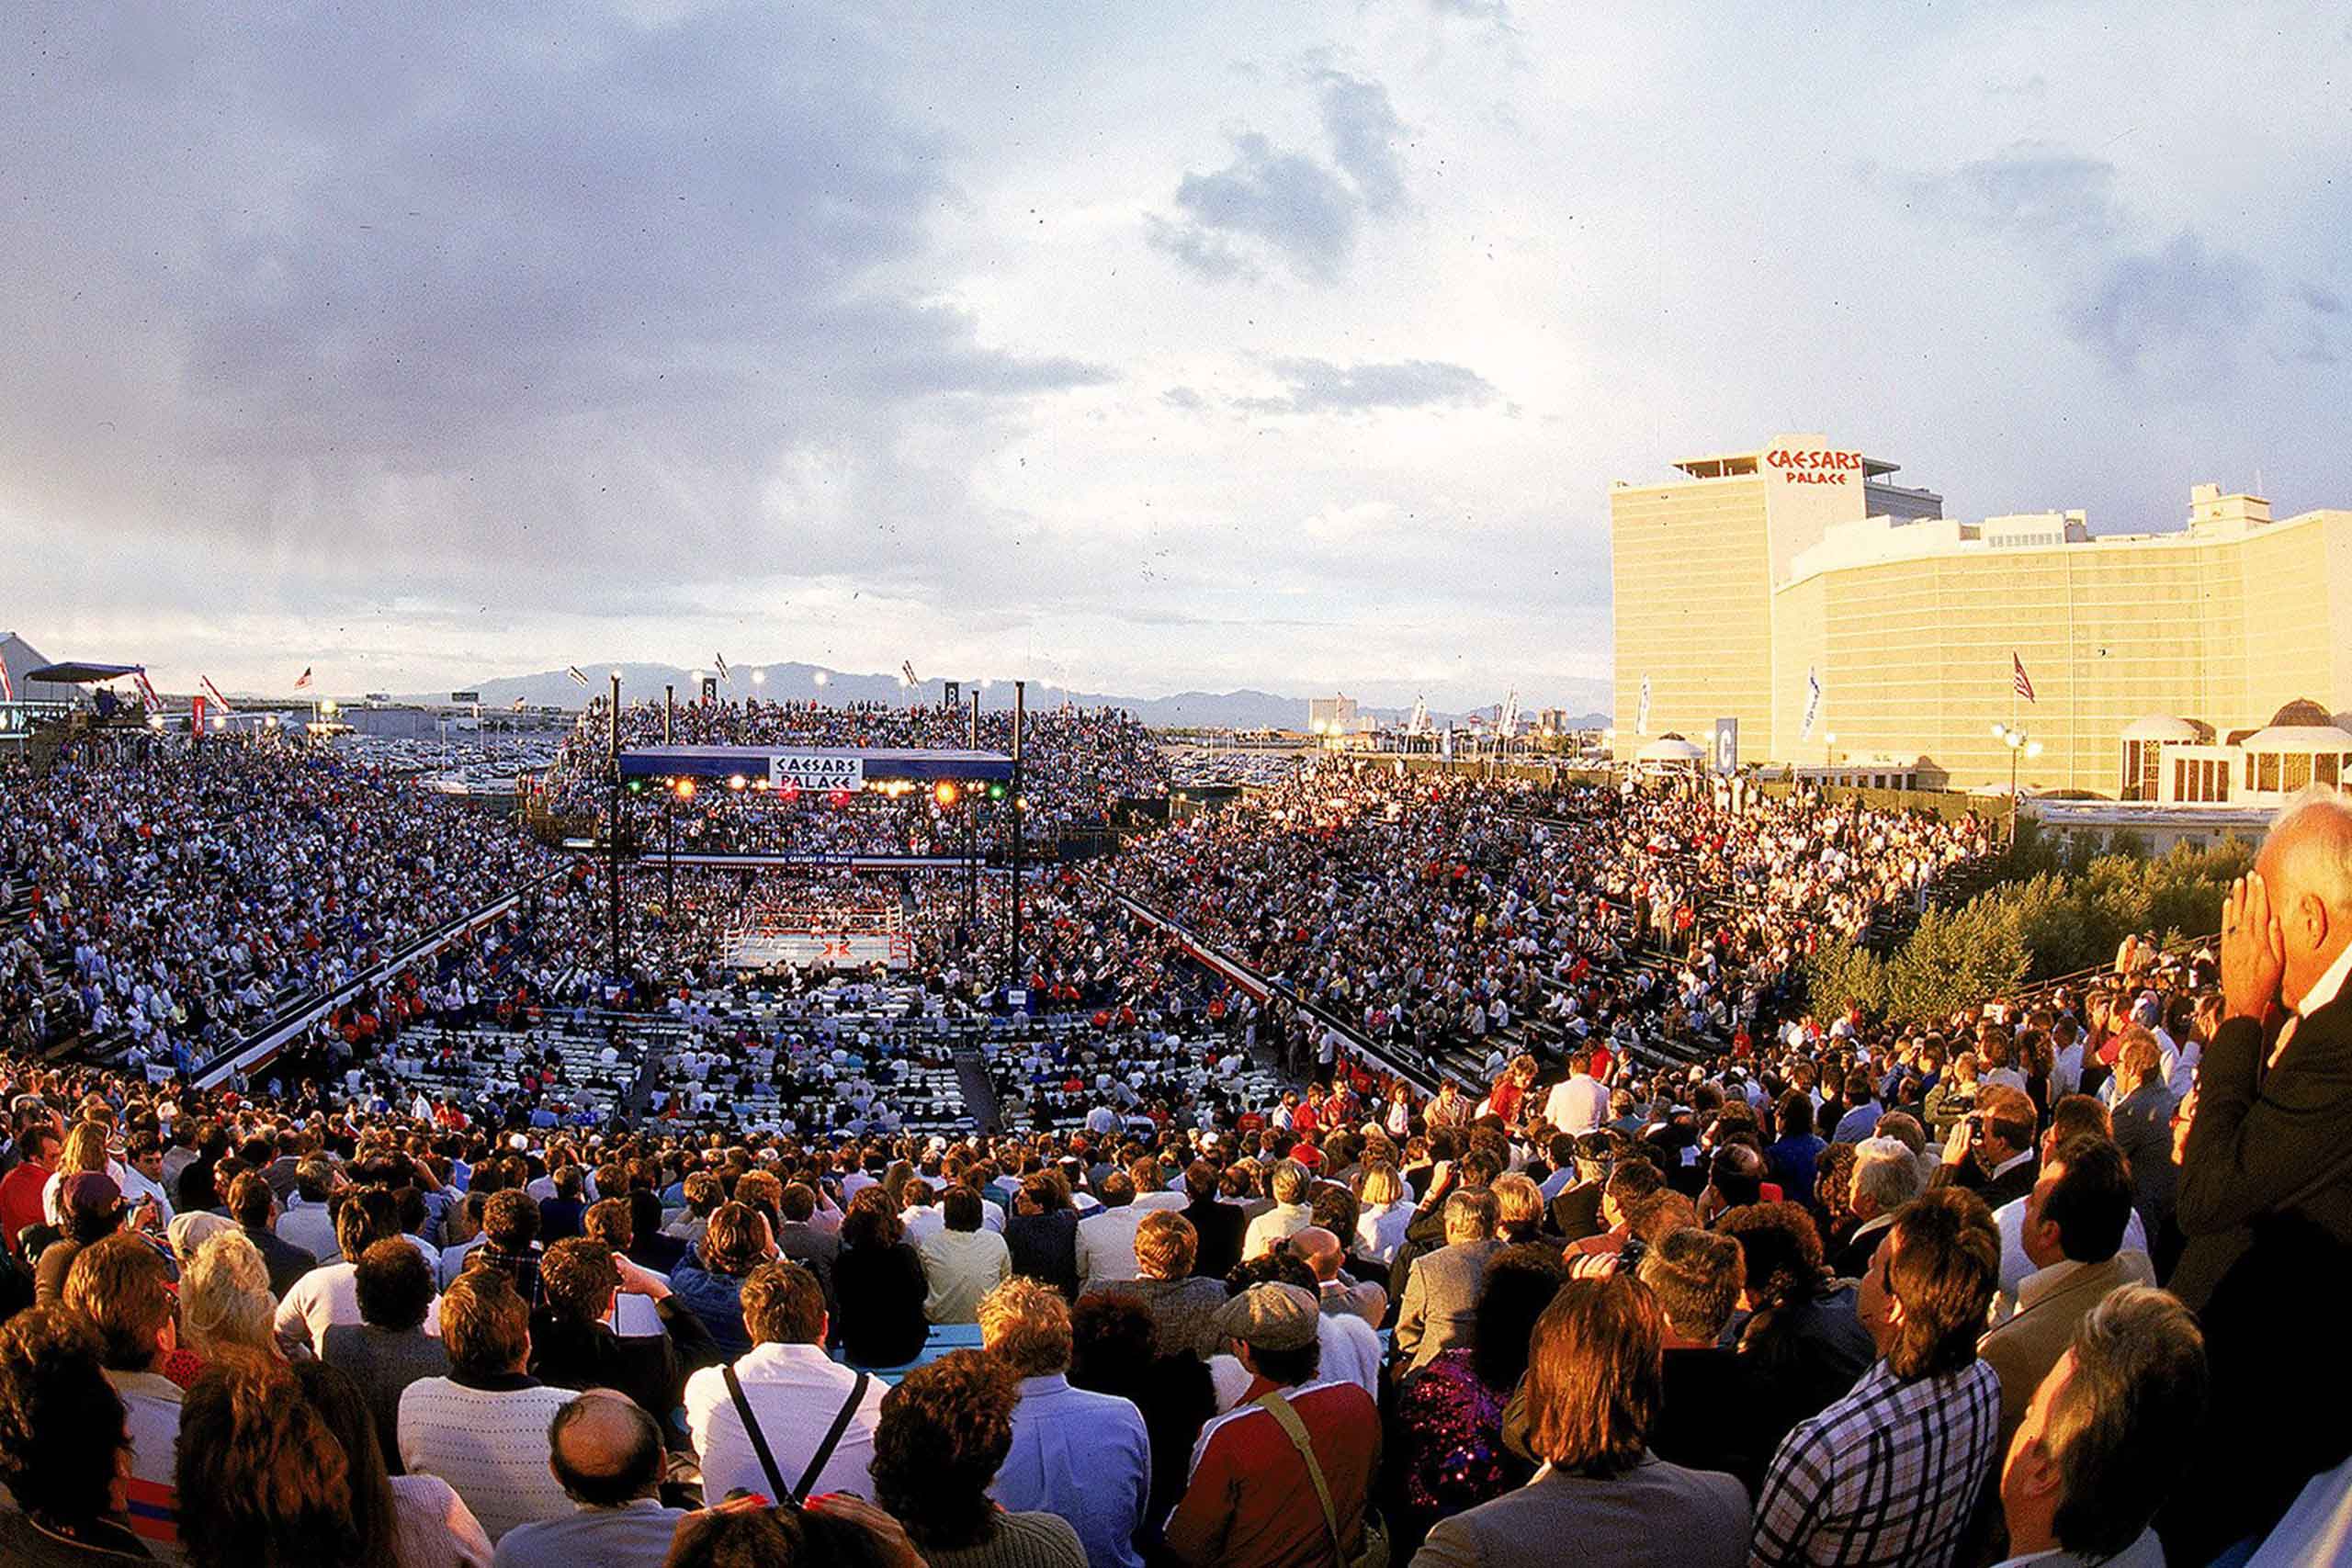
{"left": 26, "top": 661, "right": 141, "bottom": 684}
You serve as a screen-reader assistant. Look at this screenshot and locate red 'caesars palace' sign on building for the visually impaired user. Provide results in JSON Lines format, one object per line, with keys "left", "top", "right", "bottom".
{"left": 1765, "top": 447, "right": 1864, "bottom": 485}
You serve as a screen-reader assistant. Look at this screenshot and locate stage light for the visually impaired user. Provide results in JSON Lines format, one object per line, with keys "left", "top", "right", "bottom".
{"left": 673, "top": 778, "right": 695, "bottom": 800}
{"left": 989, "top": 783, "right": 1007, "bottom": 800}
{"left": 727, "top": 774, "right": 747, "bottom": 791}
{"left": 933, "top": 781, "right": 959, "bottom": 807}
{"left": 628, "top": 780, "right": 642, "bottom": 794}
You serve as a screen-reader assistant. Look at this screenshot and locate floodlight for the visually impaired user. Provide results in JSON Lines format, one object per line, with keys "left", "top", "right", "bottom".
{"left": 934, "top": 781, "right": 959, "bottom": 807}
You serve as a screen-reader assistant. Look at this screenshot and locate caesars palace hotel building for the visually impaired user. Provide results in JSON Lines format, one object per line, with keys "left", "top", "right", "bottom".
{"left": 1609, "top": 434, "right": 2352, "bottom": 796}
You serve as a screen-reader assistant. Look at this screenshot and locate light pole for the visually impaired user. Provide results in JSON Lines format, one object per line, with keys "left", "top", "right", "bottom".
{"left": 1992, "top": 723, "right": 2043, "bottom": 842}
{"left": 1009, "top": 679, "right": 1025, "bottom": 993}
{"left": 607, "top": 670, "right": 623, "bottom": 981}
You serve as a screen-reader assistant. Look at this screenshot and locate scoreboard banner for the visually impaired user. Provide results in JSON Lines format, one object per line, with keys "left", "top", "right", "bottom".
{"left": 768, "top": 752, "right": 866, "bottom": 790}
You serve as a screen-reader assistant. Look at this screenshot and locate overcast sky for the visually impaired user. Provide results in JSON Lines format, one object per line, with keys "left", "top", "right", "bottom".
{"left": 6, "top": 1, "right": 2346, "bottom": 709}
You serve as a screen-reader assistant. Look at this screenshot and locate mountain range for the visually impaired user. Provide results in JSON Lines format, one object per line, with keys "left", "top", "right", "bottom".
{"left": 399, "top": 661, "right": 1611, "bottom": 732}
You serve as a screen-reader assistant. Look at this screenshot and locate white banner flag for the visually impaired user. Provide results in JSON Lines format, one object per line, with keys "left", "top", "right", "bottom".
{"left": 1801, "top": 667, "right": 1824, "bottom": 741}
{"left": 1635, "top": 674, "right": 1652, "bottom": 736}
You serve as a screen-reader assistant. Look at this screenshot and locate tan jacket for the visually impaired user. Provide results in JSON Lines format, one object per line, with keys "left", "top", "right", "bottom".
{"left": 1979, "top": 1253, "right": 2150, "bottom": 1447}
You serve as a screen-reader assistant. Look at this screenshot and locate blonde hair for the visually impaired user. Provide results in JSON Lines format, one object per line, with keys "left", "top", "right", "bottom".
{"left": 977, "top": 1277, "right": 1071, "bottom": 1378}
{"left": 181, "top": 1231, "right": 277, "bottom": 1358}
{"left": 60, "top": 1122, "right": 110, "bottom": 1177}
{"left": 1358, "top": 1164, "right": 1403, "bottom": 1207}
{"left": 1493, "top": 1173, "right": 1544, "bottom": 1231}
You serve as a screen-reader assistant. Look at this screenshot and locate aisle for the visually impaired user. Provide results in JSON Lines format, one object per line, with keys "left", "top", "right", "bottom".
{"left": 953, "top": 1047, "right": 1003, "bottom": 1134}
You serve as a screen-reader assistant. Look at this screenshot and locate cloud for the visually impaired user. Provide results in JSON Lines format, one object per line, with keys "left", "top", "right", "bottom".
{"left": 1905, "top": 142, "right": 2126, "bottom": 248}
{"left": 1148, "top": 72, "right": 1408, "bottom": 284}
{"left": 1893, "top": 142, "right": 2271, "bottom": 379}
{"left": 2061, "top": 232, "right": 2263, "bottom": 375}
{"left": 1246, "top": 356, "right": 1498, "bottom": 414}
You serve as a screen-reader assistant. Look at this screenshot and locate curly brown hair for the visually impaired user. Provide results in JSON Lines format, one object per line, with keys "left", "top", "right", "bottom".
{"left": 870, "top": 1348, "right": 1019, "bottom": 1551}
{"left": 840, "top": 1185, "right": 906, "bottom": 1251}
{"left": 539, "top": 1237, "right": 623, "bottom": 1322}
{"left": 0, "top": 1306, "right": 127, "bottom": 1526}
{"left": 175, "top": 1351, "right": 364, "bottom": 1567}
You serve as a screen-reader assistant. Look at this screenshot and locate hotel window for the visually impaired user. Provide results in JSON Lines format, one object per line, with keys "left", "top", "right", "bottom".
{"left": 2173, "top": 759, "right": 2189, "bottom": 801}
{"left": 2284, "top": 754, "right": 2313, "bottom": 791}
{"left": 2320, "top": 753, "right": 2342, "bottom": 787}
{"left": 2258, "top": 753, "right": 2282, "bottom": 792}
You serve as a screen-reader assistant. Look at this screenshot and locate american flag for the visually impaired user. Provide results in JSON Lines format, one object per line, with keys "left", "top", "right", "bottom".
{"left": 566, "top": 665, "right": 590, "bottom": 686}
{"left": 0, "top": 658, "right": 13, "bottom": 703}
{"left": 200, "top": 676, "right": 233, "bottom": 713}
{"left": 901, "top": 660, "right": 920, "bottom": 688}
{"left": 293, "top": 666, "right": 313, "bottom": 690}
{"left": 2011, "top": 652, "right": 2037, "bottom": 705}
{"left": 131, "top": 671, "right": 163, "bottom": 713}
{"left": 714, "top": 652, "right": 730, "bottom": 682}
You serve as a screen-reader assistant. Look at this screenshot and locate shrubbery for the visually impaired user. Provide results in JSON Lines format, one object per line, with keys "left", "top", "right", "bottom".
{"left": 1801, "top": 825, "right": 2255, "bottom": 1023}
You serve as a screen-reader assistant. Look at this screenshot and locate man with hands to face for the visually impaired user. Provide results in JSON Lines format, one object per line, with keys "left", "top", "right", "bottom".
{"left": 2164, "top": 788, "right": 2352, "bottom": 1562}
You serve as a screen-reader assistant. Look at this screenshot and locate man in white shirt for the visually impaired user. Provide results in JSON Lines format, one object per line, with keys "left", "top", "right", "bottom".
{"left": 1543, "top": 1060, "right": 1609, "bottom": 1135}
{"left": 281, "top": 1195, "right": 442, "bottom": 1356}
{"left": 918, "top": 1187, "right": 1012, "bottom": 1324}
{"left": 1075, "top": 1173, "right": 1152, "bottom": 1288}
{"left": 1239, "top": 1159, "right": 1315, "bottom": 1262}
{"left": 684, "top": 1259, "right": 887, "bottom": 1504}
{"left": 277, "top": 1159, "right": 343, "bottom": 1263}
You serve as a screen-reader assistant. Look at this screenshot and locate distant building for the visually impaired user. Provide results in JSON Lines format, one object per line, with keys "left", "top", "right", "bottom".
{"left": 1307, "top": 694, "right": 1359, "bottom": 735}
{"left": 1611, "top": 436, "right": 2352, "bottom": 792}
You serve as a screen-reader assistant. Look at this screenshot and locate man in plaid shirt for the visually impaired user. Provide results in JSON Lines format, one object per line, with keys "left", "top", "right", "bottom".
{"left": 1751, "top": 1188, "right": 2003, "bottom": 1568}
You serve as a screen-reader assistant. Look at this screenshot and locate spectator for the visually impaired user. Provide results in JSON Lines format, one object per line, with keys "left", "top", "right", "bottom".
{"left": 1717, "top": 1201, "right": 1874, "bottom": 1457}
{"left": 295, "top": 1358, "right": 493, "bottom": 1568}
{"left": 230, "top": 1171, "right": 317, "bottom": 1301}
{"left": 1416, "top": 1273, "right": 1747, "bottom": 1568}
{"left": 1075, "top": 1171, "right": 1148, "bottom": 1289}
{"left": 1068, "top": 1293, "right": 1216, "bottom": 1544}
{"left": 1765, "top": 1093, "right": 1825, "bottom": 1207}
{"left": 398, "top": 1269, "right": 580, "bottom": 1541}
{"left": 1393, "top": 1244, "right": 1566, "bottom": 1550}
{"left": 1635, "top": 1227, "right": 1773, "bottom": 1493}
{"left": 490, "top": 1391, "right": 687, "bottom": 1568}
{"left": 1283, "top": 1227, "right": 1384, "bottom": 1400}
{"left": 1356, "top": 1161, "right": 1417, "bottom": 1264}
{"left": 61, "top": 1233, "right": 185, "bottom": 1555}
{"left": 1997, "top": 1286, "right": 2206, "bottom": 1568}
{"left": 1396, "top": 1189, "right": 1501, "bottom": 1374}
{"left": 0, "top": 1120, "right": 61, "bottom": 1257}
{"left": 1082, "top": 1211, "right": 1226, "bottom": 1359}
{"left": 276, "top": 1187, "right": 404, "bottom": 1356}
{"left": 1006, "top": 1169, "right": 1082, "bottom": 1298}
{"left": 772, "top": 1181, "right": 839, "bottom": 1312}
{"left": 537, "top": 1168, "right": 586, "bottom": 1246}
{"left": 684, "top": 1258, "right": 887, "bottom": 1505}
{"left": 35, "top": 1171, "right": 132, "bottom": 1305}
{"left": 1934, "top": 1085, "right": 2040, "bottom": 1210}
{"left": 1179, "top": 1158, "right": 1245, "bottom": 1280}
{"left": 1240, "top": 1159, "right": 1314, "bottom": 1262}
{"left": 1831, "top": 1137, "right": 1921, "bottom": 1280}
{"left": 1751, "top": 1187, "right": 2004, "bottom": 1568}
{"left": 323, "top": 1238, "right": 453, "bottom": 1472}
{"left": 920, "top": 1185, "right": 1012, "bottom": 1324}
{"left": 470, "top": 1191, "right": 545, "bottom": 1309}
{"left": 0, "top": 1305, "right": 153, "bottom": 1563}
{"left": 528, "top": 1237, "right": 718, "bottom": 1437}
{"left": 2103, "top": 1031, "right": 2179, "bottom": 1264}
{"left": 277, "top": 1160, "right": 342, "bottom": 1263}
{"left": 667, "top": 1201, "right": 767, "bottom": 1359}
{"left": 1163, "top": 1282, "right": 1380, "bottom": 1568}
{"left": 1979, "top": 1137, "right": 2141, "bottom": 1456}
{"left": 1543, "top": 1058, "right": 1609, "bottom": 1135}
{"left": 978, "top": 1277, "right": 1151, "bottom": 1568}
{"left": 174, "top": 1354, "right": 371, "bottom": 1568}
{"left": 870, "top": 1349, "right": 1087, "bottom": 1568}
{"left": 832, "top": 1186, "right": 928, "bottom": 1369}
{"left": 177, "top": 1230, "right": 285, "bottom": 1366}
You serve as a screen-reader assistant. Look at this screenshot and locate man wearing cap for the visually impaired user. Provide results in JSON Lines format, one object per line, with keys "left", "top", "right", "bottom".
{"left": 1163, "top": 1282, "right": 1380, "bottom": 1568}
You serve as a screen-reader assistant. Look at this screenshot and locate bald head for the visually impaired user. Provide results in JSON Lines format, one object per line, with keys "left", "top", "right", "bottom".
{"left": 2258, "top": 789, "right": 2352, "bottom": 1010}
{"left": 1288, "top": 1225, "right": 1343, "bottom": 1282}
{"left": 548, "top": 1389, "right": 663, "bottom": 1507}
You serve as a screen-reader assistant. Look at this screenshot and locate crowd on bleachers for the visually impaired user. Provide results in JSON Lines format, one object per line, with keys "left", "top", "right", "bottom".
{"left": 0, "top": 744, "right": 560, "bottom": 1072}
{"left": 542, "top": 697, "right": 1170, "bottom": 855}
{"left": 5, "top": 717, "right": 2349, "bottom": 1565}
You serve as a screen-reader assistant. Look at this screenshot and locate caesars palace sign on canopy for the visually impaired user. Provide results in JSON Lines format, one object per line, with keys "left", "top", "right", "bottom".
{"left": 767, "top": 752, "right": 866, "bottom": 789}
{"left": 1765, "top": 446, "right": 1866, "bottom": 486}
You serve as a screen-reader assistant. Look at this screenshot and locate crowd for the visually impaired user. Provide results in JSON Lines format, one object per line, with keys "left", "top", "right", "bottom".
{"left": 0, "top": 779, "right": 2345, "bottom": 1567}
{"left": 5, "top": 708, "right": 2350, "bottom": 1566}
{"left": 542, "top": 698, "right": 1170, "bottom": 855}
{"left": 1106, "top": 763, "right": 1991, "bottom": 1077}
{"left": 0, "top": 743, "right": 560, "bottom": 1070}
